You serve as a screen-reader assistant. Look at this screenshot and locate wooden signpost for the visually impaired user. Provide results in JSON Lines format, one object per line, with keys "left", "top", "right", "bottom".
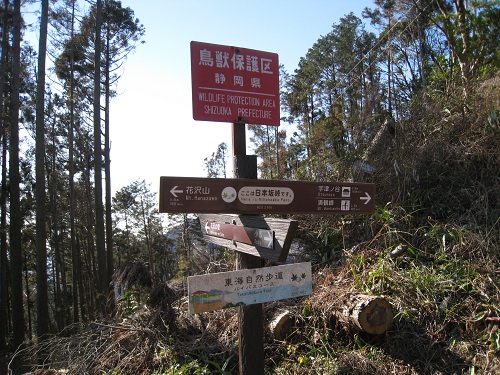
{"left": 158, "top": 41, "right": 376, "bottom": 375}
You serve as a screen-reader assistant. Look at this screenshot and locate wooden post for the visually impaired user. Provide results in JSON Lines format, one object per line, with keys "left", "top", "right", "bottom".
{"left": 232, "top": 121, "right": 264, "bottom": 375}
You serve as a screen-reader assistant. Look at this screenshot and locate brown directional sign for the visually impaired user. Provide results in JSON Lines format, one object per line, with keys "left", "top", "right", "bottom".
{"left": 199, "top": 214, "right": 298, "bottom": 262}
{"left": 160, "top": 176, "right": 375, "bottom": 215}
{"left": 204, "top": 221, "right": 274, "bottom": 249}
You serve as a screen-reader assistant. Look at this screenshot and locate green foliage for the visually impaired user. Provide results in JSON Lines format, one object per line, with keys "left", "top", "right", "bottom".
{"left": 300, "top": 300, "right": 312, "bottom": 317}
{"left": 205, "top": 355, "right": 235, "bottom": 375}
{"left": 282, "top": 12, "right": 381, "bottom": 180}
{"left": 155, "top": 343, "right": 236, "bottom": 374}
{"left": 314, "top": 221, "right": 342, "bottom": 263}
{"left": 421, "top": 220, "right": 464, "bottom": 252}
{"left": 159, "top": 361, "right": 209, "bottom": 375}
{"left": 203, "top": 142, "right": 228, "bottom": 178}
{"left": 117, "top": 289, "right": 147, "bottom": 319}
{"left": 118, "top": 289, "right": 140, "bottom": 318}
{"left": 155, "top": 343, "right": 210, "bottom": 374}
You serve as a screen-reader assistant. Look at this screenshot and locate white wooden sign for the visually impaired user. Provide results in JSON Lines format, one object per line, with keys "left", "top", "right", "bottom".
{"left": 188, "top": 262, "right": 312, "bottom": 314}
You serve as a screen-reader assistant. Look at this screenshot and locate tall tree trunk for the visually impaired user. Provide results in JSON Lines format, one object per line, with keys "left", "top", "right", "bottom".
{"left": 142, "top": 198, "right": 154, "bottom": 280}
{"left": 10, "top": 2, "right": 25, "bottom": 371}
{"left": 104, "top": 23, "right": 114, "bottom": 299}
{"left": 68, "top": 0, "right": 79, "bottom": 325}
{"left": 93, "top": 0, "right": 107, "bottom": 303}
{"left": 48, "top": 117, "right": 63, "bottom": 331}
{"left": 417, "top": 2, "right": 427, "bottom": 89}
{"left": 35, "top": 0, "right": 50, "bottom": 340}
{"left": 85, "top": 152, "right": 97, "bottom": 320}
{"left": 76, "top": 238, "right": 87, "bottom": 322}
{"left": 50, "top": 258, "right": 60, "bottom": 329}
{"left": 0, "top": 0, "right": 10, "bottom": 371}
{"left": 0, "top": 136, "right": 8, "bottom": 373}
{"left": 387, "top": 12, "right": 392, "bottom": 117}
{"left": 24, "top": 253, "right": 32, "bottom": 339}
{"left": 433, "top": 0, "right": 474, "bottom": 97}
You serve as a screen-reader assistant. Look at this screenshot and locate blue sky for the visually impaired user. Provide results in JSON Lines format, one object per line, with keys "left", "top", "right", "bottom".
{"left": 105, "top": 0, "right": 375, "bottom": 194}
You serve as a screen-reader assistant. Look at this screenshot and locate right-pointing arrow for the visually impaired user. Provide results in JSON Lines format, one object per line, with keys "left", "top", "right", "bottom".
{"left": 360, "top": 191, "right": 371, "bottom": 204}
{"left": 258, "top": 229, "right": 274, "bottom": 248}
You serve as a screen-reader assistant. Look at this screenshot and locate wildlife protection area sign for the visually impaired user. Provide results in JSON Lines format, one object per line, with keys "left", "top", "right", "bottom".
{"left": 159, "top": 176, "right": 375, "bottom": 215}
{"left": 188, "top": 262, "right": 312, "bottom": 314}
{"left": 190, "top": 41, "right": 280, "bottom": 126}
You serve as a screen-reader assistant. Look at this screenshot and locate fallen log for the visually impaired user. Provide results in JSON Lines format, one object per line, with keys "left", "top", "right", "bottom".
{"left": 339, "top": 293, "right": 393, "bottom": 334}
{"left": 269, "top": 294, "right": 394, "bottom": 340}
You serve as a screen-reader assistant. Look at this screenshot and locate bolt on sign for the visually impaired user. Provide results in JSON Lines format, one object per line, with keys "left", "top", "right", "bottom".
{"left": 159, "top": 176, "right": 375, "bottom": 215}
{"left": 188, "top": 262, "right": 312, "bottom": 314}
{"left": 191, "top": 41, "right": 280, "bottom": 126}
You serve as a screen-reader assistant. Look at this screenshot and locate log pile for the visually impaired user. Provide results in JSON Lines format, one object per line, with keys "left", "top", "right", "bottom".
{"left": 269, "top": 293, "right": 394, "bottom": 340}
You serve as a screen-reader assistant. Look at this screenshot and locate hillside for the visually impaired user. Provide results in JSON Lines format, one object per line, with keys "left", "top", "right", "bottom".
{"left": 15, "top": 75, "right": 499, "bottom": 375}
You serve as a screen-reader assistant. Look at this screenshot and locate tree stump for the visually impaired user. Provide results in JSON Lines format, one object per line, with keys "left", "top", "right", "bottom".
{"left": 269, "top": 310, "right": 294, "bottom": 340}
{"left": 340, "top": 293, "right": 393, "bottom": 334}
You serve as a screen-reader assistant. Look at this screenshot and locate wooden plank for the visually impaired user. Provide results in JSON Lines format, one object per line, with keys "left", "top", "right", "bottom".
{"left": 198, "top": 213, "right": 298, "bottom": 263}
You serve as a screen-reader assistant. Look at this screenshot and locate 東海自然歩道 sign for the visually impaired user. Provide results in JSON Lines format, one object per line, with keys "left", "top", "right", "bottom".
{"left": 188, "top": 262, "right": 312, "bottom": 314}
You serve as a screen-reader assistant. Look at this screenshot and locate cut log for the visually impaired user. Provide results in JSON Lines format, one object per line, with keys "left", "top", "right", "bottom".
{"left": 269, "top": 294, "right": 393, "bottom": 339}
{"left": 269, "top": 310, "right": 294, "bottom": 340}
{"left": 340, "top": 293, "right": 393, "bottom": 334}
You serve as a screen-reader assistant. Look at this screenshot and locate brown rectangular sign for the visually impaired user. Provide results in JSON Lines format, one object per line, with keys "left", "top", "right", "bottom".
{"left": 160, "top": 176, "right": 375, "bottom": 215}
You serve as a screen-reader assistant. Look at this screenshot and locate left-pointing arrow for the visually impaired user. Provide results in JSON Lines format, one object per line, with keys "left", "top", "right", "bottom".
{"left": 170, "top": 186, "right": 183, "bottom": 198}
